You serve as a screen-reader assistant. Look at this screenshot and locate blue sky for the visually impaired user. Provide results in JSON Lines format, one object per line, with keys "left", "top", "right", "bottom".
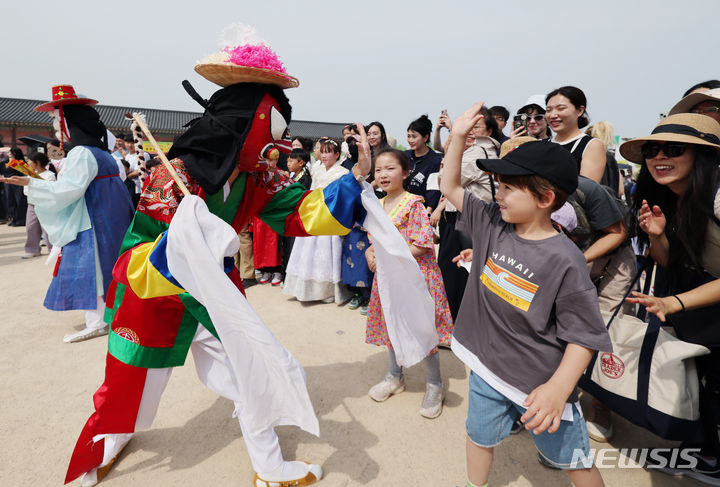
{"left": 5, "top": 0, "right": 717, "bottom": 144}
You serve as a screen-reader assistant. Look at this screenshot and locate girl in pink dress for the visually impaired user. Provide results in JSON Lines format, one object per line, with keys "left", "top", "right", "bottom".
{"left": 364, "top": 148, "right": 454, "bottom": 419}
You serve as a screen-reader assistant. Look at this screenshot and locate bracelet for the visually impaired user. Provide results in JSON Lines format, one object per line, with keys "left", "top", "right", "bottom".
{"left": 672, "top": 295, "right": 686, "bottom": 312}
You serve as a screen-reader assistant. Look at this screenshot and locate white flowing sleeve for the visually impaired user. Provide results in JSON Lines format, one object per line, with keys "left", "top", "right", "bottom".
{"left": 27, "top": 146, "right": 98, "bottom": 247}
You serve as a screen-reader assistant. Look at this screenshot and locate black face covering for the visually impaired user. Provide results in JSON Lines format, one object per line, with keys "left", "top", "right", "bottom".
{"left": 63, "top": 105, "right": 109, "bottom": 151}
{"left": 166, "top": 82, "right": 291, "bottom": 195}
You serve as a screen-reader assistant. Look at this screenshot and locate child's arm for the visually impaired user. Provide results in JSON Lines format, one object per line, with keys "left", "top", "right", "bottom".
{"left": 520, "top": 343, "right": 594, "bottom": 435}
{"left": 409, "top": 243, "right": 430, "bottom": 258}
{"left": 439, "top": 102, "right": 485, "bottom": 212}
{"left": 583, "top": 220, "right": 626, "bottom": 262}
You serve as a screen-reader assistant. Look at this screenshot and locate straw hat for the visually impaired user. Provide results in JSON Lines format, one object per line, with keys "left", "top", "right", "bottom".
{"left": 194, "top": 64, "right": 299, "bottom": 89}
{"left": 668, "top": 87, "right": 720, "bottom": 116}
{"left": 498, "top": 136, "right": 538, "bottom": 159}
{"left": 619, "top": 113, "right": 720, "bottom": 164}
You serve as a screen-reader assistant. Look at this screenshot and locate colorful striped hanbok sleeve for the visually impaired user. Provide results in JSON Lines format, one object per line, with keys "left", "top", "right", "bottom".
{"left": 259, "top": 172, "right": 366, "bottom": 237}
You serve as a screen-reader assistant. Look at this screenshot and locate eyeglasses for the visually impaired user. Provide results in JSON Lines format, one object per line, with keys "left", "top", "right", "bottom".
{"left": 691, "top": 106, "right": 720, "bottom": 115}
{"left": 528, "top": 114, "right": 545, "bottom": 122}
{"left": 641, "top": 142, "right": 687, "bottom": 159}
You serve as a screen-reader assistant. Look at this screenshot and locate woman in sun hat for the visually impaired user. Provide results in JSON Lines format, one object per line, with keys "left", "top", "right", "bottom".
{"left": 620, "top": 113, "right": 720, "bottom": 485}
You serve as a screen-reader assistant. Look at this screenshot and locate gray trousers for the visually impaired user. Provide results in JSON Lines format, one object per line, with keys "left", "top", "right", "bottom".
{"left": 24, "top": 204, "right": 51, "bottom": 255}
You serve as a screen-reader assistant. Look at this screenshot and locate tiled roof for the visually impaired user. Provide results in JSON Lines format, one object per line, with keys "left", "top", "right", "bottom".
{"left": 0, "top": 97, "right": 347, "bottom": 140}
{"left": 0, "top": 97, "right": 199, "bottom": 134}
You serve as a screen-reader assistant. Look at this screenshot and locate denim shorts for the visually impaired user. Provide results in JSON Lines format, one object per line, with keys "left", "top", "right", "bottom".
{"left": 466, "top": 371, "right": 593, "bottom": 470}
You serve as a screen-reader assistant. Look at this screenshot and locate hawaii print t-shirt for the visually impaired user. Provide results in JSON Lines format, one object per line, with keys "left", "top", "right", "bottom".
{"left": 453, "top": 191, "right": 612, "bottom": 405}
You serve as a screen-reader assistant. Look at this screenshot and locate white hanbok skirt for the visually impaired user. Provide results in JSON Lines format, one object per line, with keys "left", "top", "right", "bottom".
{"left": 283, "top": 235, "right": 351, "bottom": 303}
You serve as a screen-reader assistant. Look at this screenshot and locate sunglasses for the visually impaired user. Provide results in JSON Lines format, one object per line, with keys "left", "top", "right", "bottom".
{"left": 514, "top": 114, "right": 544, "bottom": 122}
{"left": 691, "top": 106, "right": 720, "bottom": 115}
{"left": 640, "top": 142, "right": 687, "bottom": 159}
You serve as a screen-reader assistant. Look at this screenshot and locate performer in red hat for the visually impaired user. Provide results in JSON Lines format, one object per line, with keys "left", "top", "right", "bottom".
{"left": 63, "top": 27, "right": 372, "bottom": 487}
{"left": 1, "top": 84, "right": 135, "bottom": 343}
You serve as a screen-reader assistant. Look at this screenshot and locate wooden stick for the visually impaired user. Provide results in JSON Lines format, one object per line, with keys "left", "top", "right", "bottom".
{"left": 131, "top": 112, "right": 190, "bottom": 196}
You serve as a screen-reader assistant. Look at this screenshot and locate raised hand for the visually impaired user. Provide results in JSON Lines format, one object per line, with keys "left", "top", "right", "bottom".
{"left": 450, "top": 102, "right": 485, "bottom": 139}
{"left": 354, "top": 122, "right": 372, "bottom": 178}
{"left": 638, "top": 199, "right": 666, "bottom": 237}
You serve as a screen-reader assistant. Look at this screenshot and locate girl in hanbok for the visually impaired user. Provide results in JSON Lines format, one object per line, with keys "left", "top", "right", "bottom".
{"left": 364, "top": 148, "right": 453, "bottom": 418}
{"left": 283, "top": 138, "right": 352, "bottom": 303}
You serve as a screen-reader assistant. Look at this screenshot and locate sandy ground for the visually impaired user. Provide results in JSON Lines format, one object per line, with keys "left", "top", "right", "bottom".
{"left": 0, "top": 222, "right": 705, "bottom": 487}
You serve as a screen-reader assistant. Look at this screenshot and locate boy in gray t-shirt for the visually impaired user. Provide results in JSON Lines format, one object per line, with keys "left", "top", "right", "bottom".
{"left": 440, "top": 103, "right": 612, "bottom": 487}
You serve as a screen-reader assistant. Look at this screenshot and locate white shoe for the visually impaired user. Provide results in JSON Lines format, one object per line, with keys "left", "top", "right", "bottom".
{"left": 420, "top": 383, "right": 445, "bottom": 419}
{"left": 586, "top": 405, "right": 613, "bottom": 442}
{"left": 270, "top": 272, "right": 283, "bottom": 286}
{"left": 80, "top": 469, "right": 98, "bottom": 487}
{"left": 63, "top": 325, "right": 109, "bottom": 343}
{"left": 321, "top": 296, "right": 335, "bottom": 304}
{"left": 254, "top": 461, "right": 322, "bottom": 487}
{"left": 368, "top": 375, "right": 405, "bottom": 402}
{"left": 586, "top": 419, "right": 613, "bottom": 442}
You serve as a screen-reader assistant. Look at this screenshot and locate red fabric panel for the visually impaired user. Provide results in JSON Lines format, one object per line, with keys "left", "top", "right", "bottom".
{"left": 111, "top": 284, "right": 185, "bottom": 349}
{"left": 65, "top": 355, "right": 148, "bottom": 483}
{"left": 251, "top": 216, "right": 281, "bottom": 268}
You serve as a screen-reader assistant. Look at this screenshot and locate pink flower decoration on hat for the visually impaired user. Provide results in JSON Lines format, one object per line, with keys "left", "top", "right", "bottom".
{"left": 223, "top": 44, "right": 288, "bottom": 74}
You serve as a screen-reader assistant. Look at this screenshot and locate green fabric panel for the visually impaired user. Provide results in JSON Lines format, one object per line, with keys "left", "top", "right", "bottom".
{"left": 119, "top": 211, "right": 170, "bottom": 254}
{"left": 109, "top": 328, "right": 189, "bottom": 369}
{"left": 179, "top": 294, "right": 219, "bottom": 341}
{"left": 103, "top": 282, "right": 126, "bottom": 325}
{"left": 258, "top": 182, "right": 307, "bottom": 234}
{"left": 205, "top": 173, "right": 247, "bottom": 224}
{"left": 107, "top": 304, "right": 200, "bottom": 369}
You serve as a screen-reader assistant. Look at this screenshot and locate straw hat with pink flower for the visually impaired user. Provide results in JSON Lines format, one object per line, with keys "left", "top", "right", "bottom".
{"left": 194, "top": 23, "right": 299, "bottom": 89}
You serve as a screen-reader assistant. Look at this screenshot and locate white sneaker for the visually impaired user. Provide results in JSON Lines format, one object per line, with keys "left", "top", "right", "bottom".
{"left": 586, "top": 419, "right": 613, "bottom": 442}
{"left": 586, "top": 405, "right": 613, "bottom": 442}
{"left": 420, "top": 383, "right": 445, "bottom": 419}
{"left": 368, "top": 375, "right": 405, "bottom": 402}
{"left": 63, "top": 325, "right": 109, "bottom": 343}
{"left": 270, "top": 272, "right": 283, "bottom": 286}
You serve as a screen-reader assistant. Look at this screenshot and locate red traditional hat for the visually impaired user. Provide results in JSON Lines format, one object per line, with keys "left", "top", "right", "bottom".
{"left": 35, "top": 85, "right": 98, "bottom": 112}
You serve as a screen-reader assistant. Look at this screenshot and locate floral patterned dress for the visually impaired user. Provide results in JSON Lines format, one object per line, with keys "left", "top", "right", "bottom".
{"left": 365, "top": 192, "right": 454, "bottom": 348}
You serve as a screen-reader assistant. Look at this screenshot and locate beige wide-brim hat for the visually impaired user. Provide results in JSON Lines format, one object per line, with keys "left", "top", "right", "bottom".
{"left": 619, "top": 113, "right": 720, "bottom": 163}
{"left": 668, "top": 87, "right": 720, "bottom": 116}
{"left": 195, "top": 64, "right": 299, "bottom": 89}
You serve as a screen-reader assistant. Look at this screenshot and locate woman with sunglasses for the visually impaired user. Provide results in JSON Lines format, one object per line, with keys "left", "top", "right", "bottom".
{"left": 620, "top": 113, "right": 720, "bottom": 485}
{"left": 511, "top": 95, "right": 551, "bottom": 141}
{"left": 546, "top": 86, "right": 608, "bottom": 184}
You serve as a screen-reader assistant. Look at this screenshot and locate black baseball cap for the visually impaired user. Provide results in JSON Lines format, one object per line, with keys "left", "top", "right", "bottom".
{"left": 476, "top": 141, "right": 578, "bottom": 194}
